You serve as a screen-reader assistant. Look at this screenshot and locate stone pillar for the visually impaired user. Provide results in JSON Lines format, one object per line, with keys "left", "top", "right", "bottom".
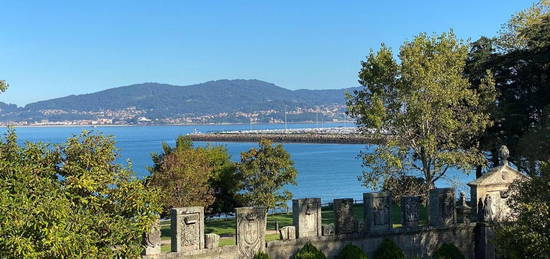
{"left": 142, "top": 218, "right": 161, "bottom": 257}
{"left": 334, "top": 198, "right": 355, "bottom": 234}
{"left": 279, "top": 226, "right": 296, "bottom": 240}
{"left": 428, "top": 188, "right": 456, "bottom": 227}
{"left": 292, "top": 198, "right": 322, "bottom": 238}
{"left": 401, "top": 196, "right": 421, "bottom": 228}
{"left": 364, "top": 192, "right": 392, "bottom": 233}
{"left": 205, "top": 233, "right": 220, "bottom": 249}
{"left": 236, "top": 207, "right": 267, "bottom": 259}
{"left": 170, "top": 207, "right": 205, "bottom": 253}
{"left": 456, "top": 192, "right": 472, "bottom": 224}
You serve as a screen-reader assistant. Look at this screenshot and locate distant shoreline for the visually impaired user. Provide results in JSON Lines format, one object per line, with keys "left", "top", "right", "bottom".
{"left": 1, "top": 121, "right": 355, "bottom": 128}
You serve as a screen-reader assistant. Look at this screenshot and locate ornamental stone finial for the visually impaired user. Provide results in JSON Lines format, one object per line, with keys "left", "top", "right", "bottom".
{"left": 499, "top": 145, "right": 509, "bottom": 166}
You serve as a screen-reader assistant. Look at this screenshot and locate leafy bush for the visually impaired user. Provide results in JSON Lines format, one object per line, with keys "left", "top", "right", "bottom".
{"left": 373, "top": 238, "right": 404, "bottom": 259}
{"left": 337, "top": 243, "right": 367, "bottom": 259}
{"left": 294, "top": 242, "right": 326, "bottom": 259}
{"left": 253, "top": 251, "right": 271, "bottom": 259}
{"left": 0, "top": 130, "right": 161, "bottom": 258}
{"left": 432, "top": 243, "right": 464, "bottom": 259}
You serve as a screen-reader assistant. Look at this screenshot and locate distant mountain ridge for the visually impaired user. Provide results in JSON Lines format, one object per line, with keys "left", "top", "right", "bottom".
{"left": 0, "top": 79, "right": 357, "bottom": 125}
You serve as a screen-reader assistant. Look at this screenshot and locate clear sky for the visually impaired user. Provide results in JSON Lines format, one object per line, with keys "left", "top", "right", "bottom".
{"left": 0, "top": 0, "right": 538, "bottom": 106}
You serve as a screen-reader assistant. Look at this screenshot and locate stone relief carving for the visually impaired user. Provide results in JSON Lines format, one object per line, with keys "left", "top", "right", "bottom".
{"left": 237, "top": 207, "right": 266, "bottom": 259}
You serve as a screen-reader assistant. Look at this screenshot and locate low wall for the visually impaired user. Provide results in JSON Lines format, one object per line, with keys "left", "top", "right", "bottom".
{"left": 150, "top": 223, "right": 474, "bottom": 259}
{"left": 266, "top": 224, "right": 475, "bottom": 259}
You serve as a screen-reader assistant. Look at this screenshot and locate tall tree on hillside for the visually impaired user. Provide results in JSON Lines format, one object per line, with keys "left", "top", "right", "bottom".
{"left": 237, "top": 139, "right": 297, "bottom": 210}
{"left": 346, "top": 31, "right": 496, "bottom": 193}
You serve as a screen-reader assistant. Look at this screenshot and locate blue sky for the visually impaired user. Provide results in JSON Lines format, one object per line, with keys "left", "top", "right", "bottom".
{"left": 0, "top": 0, "right": 537, "bottom": 106}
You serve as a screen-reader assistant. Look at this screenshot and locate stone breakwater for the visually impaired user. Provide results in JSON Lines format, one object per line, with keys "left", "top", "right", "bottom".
{"left": 187, "top": 127, "right": 383, "bottom": 144}
{"left": 187, "top": 133, "right": 379, "bottom": 144}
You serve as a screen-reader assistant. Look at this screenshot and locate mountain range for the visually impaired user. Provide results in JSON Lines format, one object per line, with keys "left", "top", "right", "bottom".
{"left": 0, "top": 79, "right": 357, "bottom": 125}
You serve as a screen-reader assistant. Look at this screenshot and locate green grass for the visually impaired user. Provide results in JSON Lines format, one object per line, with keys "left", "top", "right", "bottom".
{"left": 158, "top": 203, "right": 429, "bottom": 249}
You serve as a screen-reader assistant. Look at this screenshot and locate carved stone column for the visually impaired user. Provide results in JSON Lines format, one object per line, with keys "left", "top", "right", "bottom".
{"left": 364, "top": 192, "right": 392, "bottom": 233}
{"left": 428, "top": 188, "right": 456, "bottom": 227}
{"left": 170, "top": 207, "right": 205, "bottom": 253}
{"left": 334, "top": 198, "right": 355, "bottom": 234}
{"left": 292, "top": 198, "right": 322, "bottom": 238}
{"left": 236, "top": 207, "right": 267, "bottom": 259}
{"left": 401, "top": 196, "right": 421, "bottom": 228}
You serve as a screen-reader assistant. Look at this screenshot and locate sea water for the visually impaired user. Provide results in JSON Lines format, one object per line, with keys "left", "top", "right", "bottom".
{"left": 1, "top": 123, "right": 474, "bottom": 203}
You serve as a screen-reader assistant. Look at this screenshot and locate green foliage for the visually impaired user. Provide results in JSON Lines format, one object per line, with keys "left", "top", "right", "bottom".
{"left": 294, "top": 242, "right": 326, "bottom": 259}
{"left": 0, "top": 129, "right": 161, "bottom": 258}
{"left": 253, "top": 251, "right": 272, "bottom": 259}
{"left": 466, "top": 9, "right": 550, "bottom": 175}
{"left": 432, "top": 243, "right": 464, "bottom": 259}
{"left": 148, "top": 136, "right": 240, "bottom": 216}
{"left": 0, "top": 80, "right": 7, "bottom": 93}
{"left": 347, "top": 31, "right": 495, "bottom": 192}
{"left": 373, "top": 238, "right": 404, "bottom": 259}
{"left": 337, "top": 243, "right": 367, "bottom": 259}
{"left": 237, "top": 139, "right": 297, "bottom": 209}
{"left": 493, "top": 161, "right": 550, "bottom": 258}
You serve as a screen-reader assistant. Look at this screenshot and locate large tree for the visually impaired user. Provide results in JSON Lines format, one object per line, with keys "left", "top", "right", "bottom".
{"left": 346, "top": 31, "right": 496, "bottom": 192}
{"left": 465, "top": 5, "right": 550, "bottom": 175}
{"left": 237, "top": 139, "right": 297, "bottom": 210}
{"left": 148, "top": 136, "right": 214, "bottom": 215}
{"left": 0, "top": 129, "right": 161, "bottom": 258}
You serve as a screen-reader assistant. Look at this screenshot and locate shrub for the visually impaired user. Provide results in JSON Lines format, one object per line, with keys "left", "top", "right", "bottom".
{"left": 432, "top": 243, "right": 464, "bottom": 259}
{"left": 294, "top": 242, "right": 326, "bottom": 259}
{"left": 253, "top": 251, "right": 271, "bottom": 259}
{"left": 337, "top": 243, "right": 367, "bottom": 259}
{"left": 373, "top": 238, "right": 404, "bottom": 259}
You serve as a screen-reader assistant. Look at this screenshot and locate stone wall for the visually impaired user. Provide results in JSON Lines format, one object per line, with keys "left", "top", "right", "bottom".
{"left": 266, "top": 224, "right": 475, "bottom": 259}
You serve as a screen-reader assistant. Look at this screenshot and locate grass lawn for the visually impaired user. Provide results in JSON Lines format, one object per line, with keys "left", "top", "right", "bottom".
{"left": 159, "top": 203, "right": 428, "bottom": 248}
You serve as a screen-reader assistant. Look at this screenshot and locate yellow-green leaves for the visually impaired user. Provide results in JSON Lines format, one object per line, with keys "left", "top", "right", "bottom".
{"left": 348, "top": 31, "right": 496, "bottom": 191}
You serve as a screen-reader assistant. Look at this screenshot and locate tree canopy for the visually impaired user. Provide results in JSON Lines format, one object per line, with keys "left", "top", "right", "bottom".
{"left": 346, "top": 31, "right": 496, "bottom": 191}
{"left": 237, "top": 139, "right": 297, "bottom": 209}
{"left": 0, "top": 129, "right": 161, "bottom": 258}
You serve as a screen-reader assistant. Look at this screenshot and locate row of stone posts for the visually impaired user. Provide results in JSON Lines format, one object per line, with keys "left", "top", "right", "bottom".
{"left": 143, "top": 188, "right": 468, "bottom": 258}
{"left": 285, "top": 188, "right": 467, "bottom": 241}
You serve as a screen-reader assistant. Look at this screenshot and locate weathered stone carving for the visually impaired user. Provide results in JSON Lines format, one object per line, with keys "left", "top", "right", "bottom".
{"left": 401, "top": 196, "right": 421, "bottom": 228}
{"left": 171, "top": 207, "right": 204, "bottom": 253}
{"left": 456, "top": 192, "right": 471, "bottom": 224}
{"left": 205, "top": 233, "right": 220, "bottom": 249}
{"left": 334, "top": 198, "right": 355, "bottom": 234}
{"left": 428, "top": 188, "right": 456, "bottom": 227}
{"left": 322, "top": 223, "right": 335, "bottom": 236}
{"left": 236, "top": 207, "right": 267, "bottom": 259}
{"left": 364, "top": 192, "right": 392, "bottom": 233}
{"left": 292, "top": 198, "right": 321, "bottom": 238}
{"left": 279, "top": 226, "right": 296, "bottom": 240}
{"left": 142, "top": 218, "right": 161, "bottom": 256}
{"left": 468, "top": 147, "right": 529, "bottom": 222}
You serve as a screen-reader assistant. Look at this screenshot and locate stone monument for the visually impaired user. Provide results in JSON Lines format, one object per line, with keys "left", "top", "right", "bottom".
{"left": 279, "top": 226, "right": 296, "bottom": 240}
{"left": 142, "top": 218, "right": 161, "bottom": 256}
{"left": 364, "top": 192, "right": 392, "bottom": 233}
{"left": 334, "top": 198, "right": 355, "bottom": 234}
{"left": 204, "top": 233, "right": 220, "bottom": 249}
{"left": 292, "top": 198, "right": 322, "bottom": 238}
{"left": 170, "top": 207, "right": 204, "bottom": 253}
{"left": 428, "top": 188, "right": 456, "bottom": 227}
{"left": 401, "top": 196, "right": 421, "bottom": 228}
{"left": 236, "top": 207, "right": 267, "bottom": 259}
{"left": 468, "top": 145, "right": 528, "bottom": 222}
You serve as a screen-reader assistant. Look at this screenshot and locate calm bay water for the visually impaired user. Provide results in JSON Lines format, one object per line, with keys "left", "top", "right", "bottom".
{"left": 2, "top": 123, "right": 473, "bottom": 203}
